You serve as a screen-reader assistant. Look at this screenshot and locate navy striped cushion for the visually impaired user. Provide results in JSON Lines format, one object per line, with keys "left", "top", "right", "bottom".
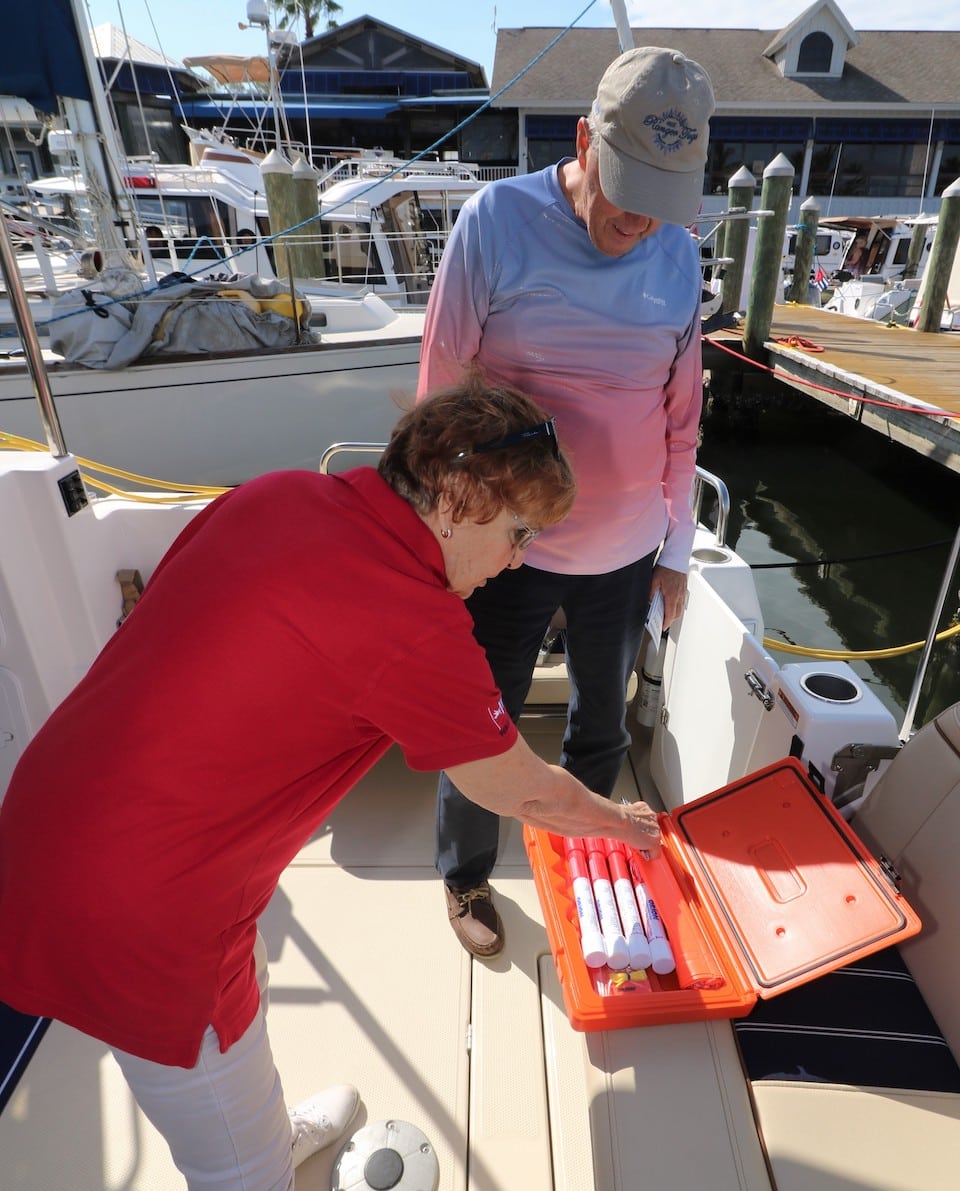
{"left": 734, "top": 948, "right": 960, "bottom": 1093}
{"left": 0, "top": 1003, "right": 50, "bottom": 1115}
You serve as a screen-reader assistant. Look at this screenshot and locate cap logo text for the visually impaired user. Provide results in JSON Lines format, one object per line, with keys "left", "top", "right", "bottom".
{"left": 643, "top": 108, "right": 699, "bottom": 155}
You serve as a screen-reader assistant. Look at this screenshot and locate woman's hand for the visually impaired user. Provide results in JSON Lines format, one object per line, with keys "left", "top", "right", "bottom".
{"left": 616, "top": 799, "right": 662, "bottom": 859}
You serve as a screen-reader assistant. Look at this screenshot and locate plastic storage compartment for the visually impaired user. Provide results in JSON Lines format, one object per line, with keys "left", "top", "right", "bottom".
{"left": 748, "top": 660, "right": 901, "bottom": 799}
{"left": 525, "top": 757, "right": 921, "bottom": 1032}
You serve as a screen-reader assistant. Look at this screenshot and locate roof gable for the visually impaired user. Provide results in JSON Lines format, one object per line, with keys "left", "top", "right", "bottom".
{"left": 763, "top": 0, "right": 859, "bottom": 79}
{"left": 297, "top": 15, "right": 484, "bottom": 83}
{"left": 764, "top": 0, "right": 858, "bottom": 57}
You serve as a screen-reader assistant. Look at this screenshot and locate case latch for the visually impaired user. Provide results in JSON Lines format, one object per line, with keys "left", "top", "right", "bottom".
{"left": 744, "top": 670, "right": 774, "bottom": 710}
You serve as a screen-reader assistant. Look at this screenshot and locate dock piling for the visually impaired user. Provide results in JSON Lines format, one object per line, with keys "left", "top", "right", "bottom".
{"left": 787, "top": 196, "right": 821, "bottom": 305}
{"left": 721, "top": 166, "right": 755, "bottom": 315}
{"left": 743, "top": 154, "right": 795, "bottom": 359}
{"left": 913, "top": 178, "right": 960, "bottom": 334}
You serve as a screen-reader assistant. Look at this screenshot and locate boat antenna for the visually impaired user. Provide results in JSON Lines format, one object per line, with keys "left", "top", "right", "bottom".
{"left": 917, "top": 108, "right": 935, "bottom": 218}
{"left": 245, "top": 1, "right": 284, "bottom": 152}
{"left": 609, "top": 0, "right": 635, "bottom": 52}
{"left": 825, "top": 142, "right": 842, "bottom": 219}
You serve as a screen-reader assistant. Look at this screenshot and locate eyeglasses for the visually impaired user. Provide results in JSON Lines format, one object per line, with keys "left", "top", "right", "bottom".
{"left": 510, "top": 512, "right": 540, "bottom": 551}
{"left": 456, "top": 417, "right": 559, "bottom": 460}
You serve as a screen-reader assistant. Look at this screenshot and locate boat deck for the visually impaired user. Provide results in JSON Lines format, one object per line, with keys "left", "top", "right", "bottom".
{"left": 0, "top": 718, "right": 768, "bottom": 1191}
{"left": 705, "top": 303, "right": 960, "bottom": 472}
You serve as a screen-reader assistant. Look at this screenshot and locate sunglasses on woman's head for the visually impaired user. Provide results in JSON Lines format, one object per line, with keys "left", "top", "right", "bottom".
{"left": 456, "top": 417, "right": 559, "bottom": 460}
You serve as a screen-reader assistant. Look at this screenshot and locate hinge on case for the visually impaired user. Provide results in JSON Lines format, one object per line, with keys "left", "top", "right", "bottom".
{"left": 879, "top": 855, "right": 903, "bottom": 891}
{"left": 465, "top": 1023, "right": 473, "bottom": 1053}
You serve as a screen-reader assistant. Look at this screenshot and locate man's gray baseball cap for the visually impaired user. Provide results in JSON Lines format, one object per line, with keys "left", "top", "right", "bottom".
{"left": 592, "top": 46, "right": 715, "bottom": 225}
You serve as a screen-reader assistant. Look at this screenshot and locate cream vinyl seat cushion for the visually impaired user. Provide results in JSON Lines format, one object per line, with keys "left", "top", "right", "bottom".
{"left": 738, "top": 703, "right": 960, "bottom": 1191}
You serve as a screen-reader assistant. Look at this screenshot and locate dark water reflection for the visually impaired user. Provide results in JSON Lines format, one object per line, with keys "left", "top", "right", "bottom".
{"left": 697, "top": 392, "right": 960, "bottom": 730}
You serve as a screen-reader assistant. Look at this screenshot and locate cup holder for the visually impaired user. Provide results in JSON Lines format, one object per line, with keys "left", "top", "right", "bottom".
{"left": 800, "top": 672, "right": 861, "bottom": 704}
{"left": 692, "top": 547, "right": 730, "bottom": 564}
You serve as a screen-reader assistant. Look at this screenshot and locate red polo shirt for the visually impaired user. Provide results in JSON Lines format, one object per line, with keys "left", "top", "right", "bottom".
{"left": 0, "top": 469, "right": 516, "bottom": 1065}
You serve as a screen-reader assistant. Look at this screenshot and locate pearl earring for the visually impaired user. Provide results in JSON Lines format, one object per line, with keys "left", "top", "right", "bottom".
{"left": 440, "top": 527, "right": 452, "bottom": 539}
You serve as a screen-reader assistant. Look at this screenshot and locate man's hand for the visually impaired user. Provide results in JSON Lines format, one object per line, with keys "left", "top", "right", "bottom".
{"left": 650, "top": 564, "right": 686, "bottom": 629}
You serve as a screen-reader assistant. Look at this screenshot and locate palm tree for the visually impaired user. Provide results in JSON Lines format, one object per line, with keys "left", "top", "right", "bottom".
{"left": 271, "top": 0, "right": 342, "bottom": 40}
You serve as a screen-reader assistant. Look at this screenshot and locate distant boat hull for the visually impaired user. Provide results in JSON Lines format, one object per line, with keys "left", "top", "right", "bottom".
{"left": 0, "top": 331, "right": 421, "bottom": 489}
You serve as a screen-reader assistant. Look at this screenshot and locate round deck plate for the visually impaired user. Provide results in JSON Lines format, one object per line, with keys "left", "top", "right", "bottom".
{"left": 332, "top": 1118, "right": 439, "bottom": 1191}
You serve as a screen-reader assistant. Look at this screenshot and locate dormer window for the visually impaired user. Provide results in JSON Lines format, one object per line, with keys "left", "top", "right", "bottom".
{"left": 797, "top": 31, "right": 834, "bottom": 73}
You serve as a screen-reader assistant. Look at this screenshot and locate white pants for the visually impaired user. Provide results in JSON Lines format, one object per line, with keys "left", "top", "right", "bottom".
{"left": 111, "top": 934, "right": 295, "bottom": 1190}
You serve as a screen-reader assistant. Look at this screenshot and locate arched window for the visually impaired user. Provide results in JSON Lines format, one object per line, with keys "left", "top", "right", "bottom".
{"left": 797, "top": 31, "right": 833, "bottom": 73}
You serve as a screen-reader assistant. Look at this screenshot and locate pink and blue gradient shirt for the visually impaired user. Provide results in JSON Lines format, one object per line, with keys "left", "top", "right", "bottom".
{"left": 418, "top": 161, "right": 703, "bottom": 576}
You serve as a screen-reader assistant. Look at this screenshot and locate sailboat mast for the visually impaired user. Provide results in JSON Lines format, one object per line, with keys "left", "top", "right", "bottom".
{"left": 64, "top": 0, "right": 138, "bottom": 268}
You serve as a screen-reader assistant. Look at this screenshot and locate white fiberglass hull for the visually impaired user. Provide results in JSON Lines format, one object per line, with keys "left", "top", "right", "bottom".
{"left": 0, "top": 331, "right": 421, "bottom": 489}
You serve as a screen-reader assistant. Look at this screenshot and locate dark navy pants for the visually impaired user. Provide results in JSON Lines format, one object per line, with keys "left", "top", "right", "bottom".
{"left": 437, "top": 552, "right": 656, "bottom": 889}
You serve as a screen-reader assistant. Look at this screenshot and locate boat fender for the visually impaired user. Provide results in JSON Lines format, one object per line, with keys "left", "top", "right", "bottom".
{"left": 636, "top": 632, "right": 667, "bottom": 728}
{"left": 77, "top": 248, "right": 104, "bottom": 280}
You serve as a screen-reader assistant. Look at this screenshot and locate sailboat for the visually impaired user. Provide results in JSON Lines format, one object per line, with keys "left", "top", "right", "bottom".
{"left": 0, "top": 1, "right": 426, "bottom": 490}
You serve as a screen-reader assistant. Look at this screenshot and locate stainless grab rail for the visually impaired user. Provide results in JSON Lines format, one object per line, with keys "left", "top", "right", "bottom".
{"left": 693, "top": 466, "right": 730, "bottom": 547}
{"left": 318, "top": 443, "right": 387, "bottom": 475}
{"left": 0, "top": 207, "right": 69, "bottom": 457}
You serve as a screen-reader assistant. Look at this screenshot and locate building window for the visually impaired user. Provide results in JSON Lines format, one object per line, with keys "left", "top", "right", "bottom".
{"left": 797, "top": 32, "right": 833, "bottom": 74}
{"left": 809, "top": 141, "right": 931, "bottom": 198}
{"left": 705, "top": 140, "right": 805, "bottom": 195}
{"left": 935, "top": 143, "right": 960, "bottom": 196}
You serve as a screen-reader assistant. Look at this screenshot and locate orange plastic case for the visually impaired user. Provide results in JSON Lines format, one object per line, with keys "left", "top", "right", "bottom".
{"left": 525, "top": 758, "right": 922, "bottom": 1032}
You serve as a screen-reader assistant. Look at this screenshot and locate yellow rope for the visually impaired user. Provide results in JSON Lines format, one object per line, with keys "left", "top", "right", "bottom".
{"left": 764, "top": 621, "right": 960, "bottom": 661}
{"left": 1, "top": 429, "right": 228, "bottom": 501}
{"left": 5, "top": 430, "right": 959, "bottom": 647}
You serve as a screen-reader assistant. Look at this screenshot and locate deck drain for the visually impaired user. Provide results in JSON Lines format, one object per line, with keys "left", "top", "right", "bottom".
{"left": 332, "top": 1119, "right": 439, "bottom": 1190}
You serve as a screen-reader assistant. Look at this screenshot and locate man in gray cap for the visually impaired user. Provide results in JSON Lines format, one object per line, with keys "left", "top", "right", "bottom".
{"left": 418, "top": 46, "right": 715, "bottom": 957}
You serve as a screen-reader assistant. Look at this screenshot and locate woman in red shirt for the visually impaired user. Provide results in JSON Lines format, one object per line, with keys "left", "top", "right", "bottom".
{"left": 0, "top": 372, "right": 662, "bottom": 1189}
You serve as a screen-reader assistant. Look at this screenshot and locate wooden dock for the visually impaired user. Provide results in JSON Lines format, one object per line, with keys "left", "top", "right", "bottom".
{"left": 703, "top": 303, "right": 960, "bottom": 473}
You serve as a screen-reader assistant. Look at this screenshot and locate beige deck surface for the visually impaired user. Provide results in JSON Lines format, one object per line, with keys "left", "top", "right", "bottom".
{"left": 0, "top": 716, "right": 769, "bottom": 1190}
{"left": 0, "top": 722, "right": 609, "bottom": 1189}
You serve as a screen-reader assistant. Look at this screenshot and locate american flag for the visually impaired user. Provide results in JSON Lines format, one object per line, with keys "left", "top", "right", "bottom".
{"left": 814, "top": 266, "right": 829, "bottom": 291}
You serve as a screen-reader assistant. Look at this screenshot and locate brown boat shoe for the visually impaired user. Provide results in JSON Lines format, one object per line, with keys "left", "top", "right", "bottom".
{"left": 444, "top": 881, "right": 505, "bottom": 958}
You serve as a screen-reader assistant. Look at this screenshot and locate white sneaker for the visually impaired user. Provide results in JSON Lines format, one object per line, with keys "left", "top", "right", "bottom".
{"left": 289, "top": 1083, "right": 360, "bottom": 1168}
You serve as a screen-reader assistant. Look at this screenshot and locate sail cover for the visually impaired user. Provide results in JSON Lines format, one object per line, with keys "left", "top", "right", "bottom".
{"left": 0, "top": 0, "right": 92, "bottom": 112}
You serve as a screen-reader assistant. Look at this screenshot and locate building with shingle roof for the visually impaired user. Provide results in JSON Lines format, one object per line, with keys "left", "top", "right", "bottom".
{"left": 492, "top": 2, "right": 960, "bottom": 218}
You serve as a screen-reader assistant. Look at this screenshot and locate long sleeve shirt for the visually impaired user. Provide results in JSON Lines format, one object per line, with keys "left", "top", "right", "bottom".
{"left": 418, "top": 162, "right": 703, "bottom": 576}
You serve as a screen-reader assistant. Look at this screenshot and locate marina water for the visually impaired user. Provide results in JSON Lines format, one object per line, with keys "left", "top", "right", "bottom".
{"left": 697, "top": 388, "right": 960, "bottom": 733}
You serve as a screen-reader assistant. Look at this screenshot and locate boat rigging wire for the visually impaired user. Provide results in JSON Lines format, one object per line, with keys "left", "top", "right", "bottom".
{"left": 750, "top": 537, "right": 956, "bottom": 569}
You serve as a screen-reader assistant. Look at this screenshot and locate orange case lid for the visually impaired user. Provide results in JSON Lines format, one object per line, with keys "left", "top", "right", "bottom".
{"left": 525, "top": 757, "right": 922, "bottom": 1032}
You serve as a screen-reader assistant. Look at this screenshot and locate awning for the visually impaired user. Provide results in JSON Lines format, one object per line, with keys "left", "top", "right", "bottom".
{"left": 179, "top": 99, "right": 400, "bottom": 121}
{"left": 397, "top": 95, "right": 488, "bottom": 107}
{"left": 183, "top": 55, "right": 272, "bottom": 86}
